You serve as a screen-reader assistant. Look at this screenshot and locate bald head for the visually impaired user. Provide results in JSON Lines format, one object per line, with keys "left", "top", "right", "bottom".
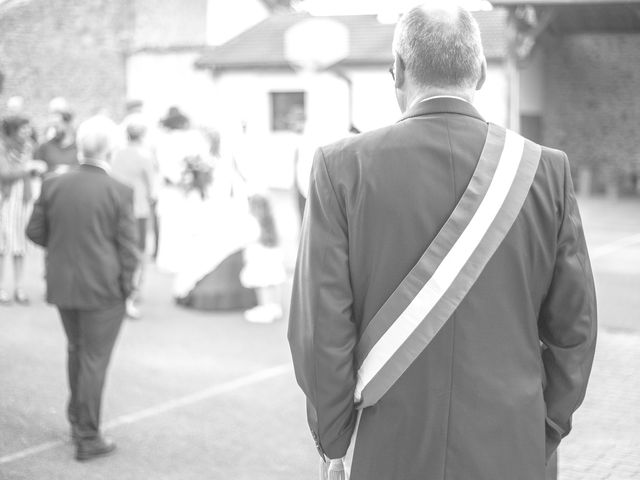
{"left": 76, "top": 115, "right": 118, "bottom": 163}
{"left": 393, "top": 2, "right": 485, "bottom": 91}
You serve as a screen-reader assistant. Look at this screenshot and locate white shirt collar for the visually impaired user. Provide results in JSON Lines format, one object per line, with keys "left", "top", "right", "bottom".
{"left": 410, "top": 95, "right": 471, "bottom": 110}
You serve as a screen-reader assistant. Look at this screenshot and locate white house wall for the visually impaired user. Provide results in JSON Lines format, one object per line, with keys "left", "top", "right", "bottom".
{"left": 126, "top": 51, "right": 217, "bottom": 126}
{"left": 474, "top": 61, "right": 509, "bottom": 126}
{"left": 211, "top": 63, "right": 510, "bottom": 185}
{"left": 345, "top": 67, "right": 402, "bottom": 131}
{"left": 212, "top": 70, "right": 351, "bottom": 188}
{"left": 348, "top": 63, "right": 509, "bottom": 131}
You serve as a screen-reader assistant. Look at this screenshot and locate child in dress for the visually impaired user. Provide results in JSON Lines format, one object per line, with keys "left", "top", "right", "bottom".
{"left": 240, "top": 194, "right": 286, "bottom": 323}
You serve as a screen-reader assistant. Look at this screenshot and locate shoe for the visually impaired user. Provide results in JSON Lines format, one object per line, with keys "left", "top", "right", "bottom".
{"left": 14, "top": 289, "right": 30, "bottom": 305}
{"left": 243, "top": 304, "right": 282, "bottom": 324}
{"left": 70, "top": 425, "right": 79, "bottom": 444}
{"left": 244, "top": 305, "right": 272, "bottom": 323}
{"left": 125, "top": 299, "right": 141, "bottom": 319}
{"left": 75, "top": 435, "right": 116, "bottom": 461}
{"left": 267, "top": 304, "right": 283, "bottom": 322}
{"left": 0, "top": 290, "right": 11, "bottom": 305}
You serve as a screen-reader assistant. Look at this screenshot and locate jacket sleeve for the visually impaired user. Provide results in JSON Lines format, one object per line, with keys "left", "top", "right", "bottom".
{"left": 288, "top": 148, "right": 357, "bottom": 460}
{"left": 116, "top": 186, "right": 140, "bottom": 298}
{"left": 538, "top": 152, "right": 597, "bottom": 461}
{"left": 25, "top": 181, "right": 48, "bottom": 247}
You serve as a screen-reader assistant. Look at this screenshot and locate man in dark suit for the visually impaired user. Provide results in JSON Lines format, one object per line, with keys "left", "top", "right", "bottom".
{"left": 27, "top": 115, "right": 139, "bottom": 461}
{"left": 288, "top": 3, "right": 596, "bottom": 480}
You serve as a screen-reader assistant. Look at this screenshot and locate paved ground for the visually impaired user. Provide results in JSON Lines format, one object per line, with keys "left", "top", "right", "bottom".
{"left": 0, "top": 196, "right": 639, "bottom": 479}
{"left": 556, "top": 197, "right": 640, "bottom": 480}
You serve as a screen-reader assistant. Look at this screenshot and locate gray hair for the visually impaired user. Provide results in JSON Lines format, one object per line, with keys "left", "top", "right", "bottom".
{"left": 76, "top": 115, "right": 118, "bottom": 162}
{"left": 393, "top": 3, "right": 485, "bottom": 90}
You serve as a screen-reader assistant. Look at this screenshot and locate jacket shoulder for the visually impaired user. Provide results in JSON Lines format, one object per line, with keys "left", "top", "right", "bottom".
{"left": 539, "top": 144, "right": 568, "bottom": 165}
{"left": 108, "top": 174, "right": 134, "bottom": 198}
{"left": 322, "top": 124, "right": 397, "bottom": 157}
{"left": 318, "top": 124, "right": 399, "bottom": 175}
{"left": 536, "top": 143, "right": 570, "bottom": 186}
{"left": 40, "top": 171, "right": 68, "bottom": 193}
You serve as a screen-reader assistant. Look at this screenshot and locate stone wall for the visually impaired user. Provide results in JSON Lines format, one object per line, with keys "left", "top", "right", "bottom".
{"left": 541, "top": 33, "right": 640, "bottom": 193}
{"left": 0, "top": 0, "right": 134, "bottom": 131}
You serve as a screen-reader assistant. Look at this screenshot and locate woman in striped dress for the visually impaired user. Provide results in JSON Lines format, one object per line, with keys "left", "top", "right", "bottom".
{"left": 0, "top": 115, "right": 43, "bottom": 305}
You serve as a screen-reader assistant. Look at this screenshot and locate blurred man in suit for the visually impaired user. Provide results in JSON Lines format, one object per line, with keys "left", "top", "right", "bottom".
{"left": 27, "top": 115, "right": 139, "bottom": 461}
{"left": 288, "top": 2, "right": 597, "bottom": 479}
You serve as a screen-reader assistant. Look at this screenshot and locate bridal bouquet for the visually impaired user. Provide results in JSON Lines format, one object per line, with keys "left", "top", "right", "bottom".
{"left": 180, "top": 154, "right": 213, "bottom": 199}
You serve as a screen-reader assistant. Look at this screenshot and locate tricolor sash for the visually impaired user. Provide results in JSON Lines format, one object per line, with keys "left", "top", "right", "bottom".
{"left": 353, "top": 124, "right": 542, "bottom": 409}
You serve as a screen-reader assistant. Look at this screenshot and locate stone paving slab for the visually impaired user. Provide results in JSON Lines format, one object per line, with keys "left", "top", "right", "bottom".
{"left": 558, "top": 329, "right": 640, "bottom": 479}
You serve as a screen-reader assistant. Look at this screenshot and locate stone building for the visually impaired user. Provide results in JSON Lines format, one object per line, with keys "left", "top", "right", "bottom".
{"left": 0, "top": 0, "right": 133, "bottom": 128}
{"left": 493, "top": 0, "right": 640, "bottom": 194}
{"left": 0, "top": 0, "right": 287, "bottom": 130}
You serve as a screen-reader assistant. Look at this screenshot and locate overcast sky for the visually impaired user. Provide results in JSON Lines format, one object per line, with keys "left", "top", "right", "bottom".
{"left": 296, "top": 0, "right": 494, "bottom": 16}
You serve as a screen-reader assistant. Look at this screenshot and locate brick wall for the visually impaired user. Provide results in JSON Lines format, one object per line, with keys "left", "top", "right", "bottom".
{"left": 0, "top": 0, "right": 134, "bottom": 131}
{"left": 541, "top": 33, "right": 640, "bottom": 192}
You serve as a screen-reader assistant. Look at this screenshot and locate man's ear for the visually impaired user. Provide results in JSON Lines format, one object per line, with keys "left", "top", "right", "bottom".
{"left": 476, "top": 57, "right": 487, "bottom": 91}
{"left": 395, "top": 54, "right": 406, "bottom": 89}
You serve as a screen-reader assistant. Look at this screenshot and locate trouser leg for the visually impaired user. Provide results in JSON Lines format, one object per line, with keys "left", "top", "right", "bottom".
{"left": 296, "top": 189, "right": 306, "bottom": 223}
{"left": 74, "top": 303, "right": 125, "bottom": 439}
{"left": 130, "top": 218, "right": 148, "bottom": 301}
{"left": 151, "top": 203, "right": 159, "bottom": 260}
{"left": 546, "top": 451, "right": 558, "bottom": 480}
{"left": 59, "top": 308, "right": 81, "bottom": 427}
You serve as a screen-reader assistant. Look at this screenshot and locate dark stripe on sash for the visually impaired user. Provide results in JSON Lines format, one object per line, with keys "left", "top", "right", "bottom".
{"left": 355, "top": 124, "right": 506, "bottom": 367}
{"left": 357, "top": 136, "right": 541, "bottom": 408}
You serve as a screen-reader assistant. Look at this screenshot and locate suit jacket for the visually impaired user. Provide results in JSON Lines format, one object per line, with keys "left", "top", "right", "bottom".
{"left": 26, "top": 163, "right": 139, "bottom": 310}
{"left": 288, "top": 97, "right": 597, "bottom": 480}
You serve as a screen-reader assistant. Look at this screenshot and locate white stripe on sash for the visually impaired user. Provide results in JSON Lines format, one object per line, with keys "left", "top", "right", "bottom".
{"left": 355, "top": 130, "right": 525, "bottom": 401}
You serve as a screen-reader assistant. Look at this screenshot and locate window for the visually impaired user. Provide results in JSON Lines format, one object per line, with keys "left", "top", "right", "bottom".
{"left": 520, "top": 114, "right": 543, "bottom": 144}
{"left": 270, "top": 91, "right": 306, "bottom": 132}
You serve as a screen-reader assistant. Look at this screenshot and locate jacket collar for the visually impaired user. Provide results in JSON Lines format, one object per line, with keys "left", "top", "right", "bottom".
{"left": 399, "top": 96, "right": 485, "bottom": 123}
{"left": 79, "top": 162, "right": 110, "bottom": 174}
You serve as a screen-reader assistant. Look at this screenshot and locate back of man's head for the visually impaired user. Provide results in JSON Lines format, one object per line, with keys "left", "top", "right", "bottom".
{"left": 393, "top": 1, "right": 485, "bottom": 91}
{"left": 76, "top": 115, "right": 118, "bottom": 163}
{"left": 124, "top": 114, "right": 147, "bottom": 143}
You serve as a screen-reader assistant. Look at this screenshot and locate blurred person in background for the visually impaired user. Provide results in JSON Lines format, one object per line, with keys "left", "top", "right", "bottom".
{"left": 111, "top": 115, "right": 158, "bottom": 319}
{"left": 288, "top": 3, "right": 596, "bottom": 480}
{"left": 0, "top": 114, "right": 45, "bottom": 305}
{"left": 120, "top": 99, "right": 161, "bottom": 260}
{"left": 34, "top": 98, "right": 78, "bottom": 176}
{"left": 154, "top": 106, "right": 209, "bottom": 273}
{"left": 26, "top": 115, "right": 139, "bottom": 462}
{"left": 240, "top": 193, "right": 286, "bottom": 323}
{"left": 6, "top": 96, "right": 39, "bottom": 143}
{"left": 173, "top": 128, "right": 260, "bottom": 312}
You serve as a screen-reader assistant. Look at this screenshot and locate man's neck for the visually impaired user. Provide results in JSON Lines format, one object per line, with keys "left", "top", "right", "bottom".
{"left": 405, "top": 87, "right": 474, "bottom": 112}
{"left": 82, "top": 158, "right": 111, "bottom": 172}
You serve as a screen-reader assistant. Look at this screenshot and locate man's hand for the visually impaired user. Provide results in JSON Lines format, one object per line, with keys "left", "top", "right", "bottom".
{"left": 319, "top": 457, "right": 346, "bottom": 480}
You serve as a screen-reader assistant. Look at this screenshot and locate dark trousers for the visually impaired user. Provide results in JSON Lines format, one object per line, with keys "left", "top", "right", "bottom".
{"left": 136, "top": 217, "right": 148, "bottom": 254}
{"left": 546, "top": 451, "right": 558, "bottom": 480}
{"left": 59, "top": 303, "right": 125, "bottom": 439}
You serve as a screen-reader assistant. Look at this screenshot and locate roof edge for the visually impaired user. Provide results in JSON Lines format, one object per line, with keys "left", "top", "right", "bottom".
{"left": 491, "top": 0, "right": 640, "bottom": 5}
